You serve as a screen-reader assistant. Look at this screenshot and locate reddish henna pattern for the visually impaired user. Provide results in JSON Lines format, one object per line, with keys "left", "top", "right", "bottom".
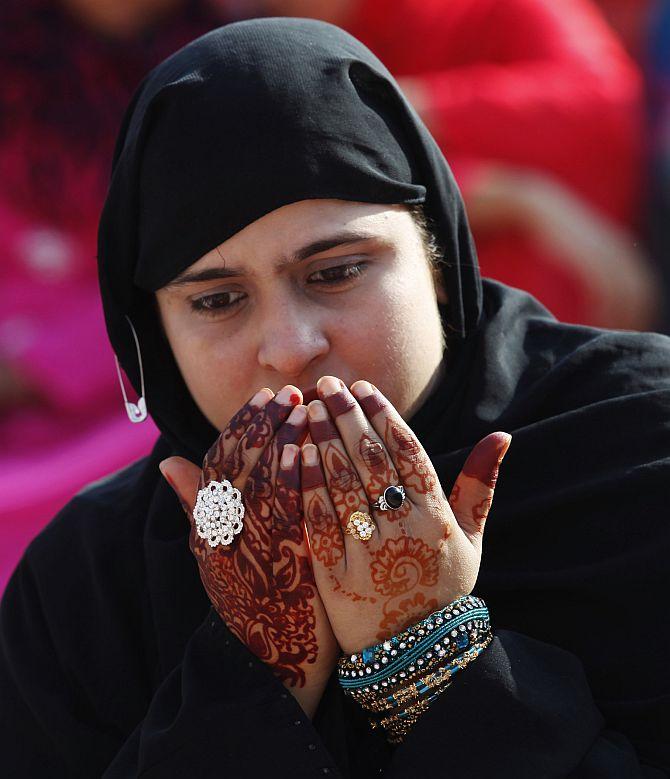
{"left": 370, "top": 537, "right": 439, "bottom": 596}
{"left": 322, "top": 442, "right": 367, "bottom": 521}
{"left": 448, "top": 483, "right": 461, "bottom": 507}
{"left": 386, "top": 419, "right": 436, "bottom": 495}
{"left": 461, "top": 432, "right": 511, "bottom": 489}
{"left": 309, "top": 416, "right": 339, "bottom": 445}
{"left": 358, "top": 390, "right": 386, "bottom": 420}
{"left": 359, "top": 435, "right": 386, "bottom": 471}
{"left": 470, "top": 495, "right": 493, "bottom": 531}
{"left": 323, "top": 390, "right": 357, "bottom": 418}
{"left": 219, "top": 394, "right": 263, "bottom": 450}
{"left": 368, "top": 536, "right": 440, "bottom": 640}
{"left": 190, "top": 402, "right": 320, "bottom": 686}
{"left": 305, "top": 491, "right": 344, "bottom": 568}
{"left": 357, "top": 433, "right": 411, "bottom": 523}
{"left": 377, "top": 592, "right": 439, "bottom": 637}
{"left": 330, "top": 573, "right": 377, "bottom": 604}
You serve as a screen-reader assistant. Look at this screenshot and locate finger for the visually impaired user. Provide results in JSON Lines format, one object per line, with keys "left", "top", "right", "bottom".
{"left": 202, "top": 387, "right": 274, "bottom": 479}
{"left": 159, "top": 456, "right": 201, "bottom": 513}
{"left": 272, "top": 444, "right": 312, "bottom": 588}
{"left": 350, "top": 380, "right": 440, "bottom": 506}
{"left": 315, "top": 376, "right": 409, "bottom": 527}
{"left": 227, "top": 385, "right": 302, "bottom": 485}
{"left": 301, "top": 443, "right": 347, "bottom": 578}
{"left": 449, "top": 432, "right": 512, "bottom": 549}
{"left": 245, "top": 404, "right": 308, "bottom": 528}
{"left": 306, "top": 399, "right": 381, "bottom": 540}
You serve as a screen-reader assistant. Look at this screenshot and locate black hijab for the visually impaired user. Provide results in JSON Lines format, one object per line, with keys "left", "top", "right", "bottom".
{"left": 96, "top": 18, "right": 670, "bottom": 772}
{"left": 98, "top": 16, "right": 479, "bottom": 460}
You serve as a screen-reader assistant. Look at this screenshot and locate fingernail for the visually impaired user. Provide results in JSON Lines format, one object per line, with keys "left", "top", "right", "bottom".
{"left": 302, "top": 444, "right": 318, "bottom": 465}
{"left": 275, "top": 385, "right": 301, "bottom": 405}
{"left": 307, "top": 400, "right": 328, "bottom": 421}
{"left": 317, "top": 376, "right": 342, "bottom": 398}
{"left": 250, "top": 387, "right": 273, "bottom": 407}
{"left": 281, "top": 445, "right": 297, "bottom": 468}
{"left": 351, "top": 380, "right": 374, "bottom": 399}
{"left": 287, "top": 404, "right": 307, "bottom": 426}
{"left": 498, "top": 433, "right": 512, "bottom": 462}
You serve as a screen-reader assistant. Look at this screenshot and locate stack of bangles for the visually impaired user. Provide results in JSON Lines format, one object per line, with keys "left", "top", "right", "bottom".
{"left": 337, "top": 595, "right": 492, "bottom": 744}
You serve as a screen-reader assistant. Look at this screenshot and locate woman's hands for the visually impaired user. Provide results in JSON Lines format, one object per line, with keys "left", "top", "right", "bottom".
{"left": 160, "top": 386, "right": 339, "bottom": 715}
{"left": 300, "top": 376, "right": 511, "bottom": 654}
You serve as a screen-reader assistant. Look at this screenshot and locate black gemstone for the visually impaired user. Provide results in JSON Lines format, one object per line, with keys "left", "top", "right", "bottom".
{"left": 385, "top": 486, "right": 404, "bottom": 509}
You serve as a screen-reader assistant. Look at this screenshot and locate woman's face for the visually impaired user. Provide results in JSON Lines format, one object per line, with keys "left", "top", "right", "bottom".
{"left": 156, "top": 199, "right": 447, "bottom": 431}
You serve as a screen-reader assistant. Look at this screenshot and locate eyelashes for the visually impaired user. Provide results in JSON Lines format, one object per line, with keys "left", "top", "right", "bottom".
{"left": 190, "top": 261, "right": 368, "bottom": 317}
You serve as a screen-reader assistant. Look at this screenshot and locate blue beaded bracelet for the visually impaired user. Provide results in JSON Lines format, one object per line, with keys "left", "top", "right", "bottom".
{"left": 338, "top": 595, "right": 489, "bottom": 690}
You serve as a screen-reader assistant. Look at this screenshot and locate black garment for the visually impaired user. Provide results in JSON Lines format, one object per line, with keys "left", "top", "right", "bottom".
{"left": 1, "top": 17, "right": 669, "bottom": 777}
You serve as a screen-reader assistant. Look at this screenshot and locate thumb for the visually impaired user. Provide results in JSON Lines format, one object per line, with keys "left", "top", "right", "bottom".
{"left": 448, "top": 432, "right": 512, "bottom": 547}
{"left": 159, "top": 456, "right": 202, "bottom": 515}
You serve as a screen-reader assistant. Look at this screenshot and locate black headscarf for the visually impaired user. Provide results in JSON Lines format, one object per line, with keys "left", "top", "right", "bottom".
{"left": 95, "top": 18, "right": 670, "bottom": 772}
{"left": 98, "top": 16, "right": 480, "bottom": 459}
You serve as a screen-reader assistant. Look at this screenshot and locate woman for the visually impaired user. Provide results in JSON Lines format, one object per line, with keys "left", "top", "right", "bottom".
{"left": 1, "top": 18, "right": 668, "bottom": 777}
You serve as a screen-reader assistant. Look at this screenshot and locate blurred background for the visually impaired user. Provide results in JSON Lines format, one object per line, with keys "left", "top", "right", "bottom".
{"left": 1, "top": 0, "right": 668, "bottom": 592}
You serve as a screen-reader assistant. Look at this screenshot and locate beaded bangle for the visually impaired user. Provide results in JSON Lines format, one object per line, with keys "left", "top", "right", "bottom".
{"left": 337, "top": 595, "right": 492, "bottom": 744}
{"left": 338, "top": 595, "right": 489, "bottom": 693}
{"left": 371, "top": 638, "right": 492, "bottom": 743}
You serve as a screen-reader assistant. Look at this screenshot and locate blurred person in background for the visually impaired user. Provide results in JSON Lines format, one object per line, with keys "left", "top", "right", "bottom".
{"left": 0, "top": 0, "right": 223, "bottom": 591}
{"left": 593, "top": 0, "right": 654, "bottom": 59}
{"left": 223, "top": 0, "right": 660, "bottom": 331}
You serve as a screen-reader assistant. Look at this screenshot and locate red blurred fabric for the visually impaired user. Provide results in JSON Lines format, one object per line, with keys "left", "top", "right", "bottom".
{"left": 346, "top": 0, "right": 644, "bottom": 323}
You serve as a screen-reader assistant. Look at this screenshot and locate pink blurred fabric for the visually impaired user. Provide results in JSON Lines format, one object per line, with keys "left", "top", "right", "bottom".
{"left": 0, "top": 0, "right": 223, "bottom": 593}
{"left": 0, "top": 201, "right": 159, "bottom": 592}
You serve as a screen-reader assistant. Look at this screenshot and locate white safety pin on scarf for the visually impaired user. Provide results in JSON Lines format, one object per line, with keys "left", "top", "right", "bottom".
{"left": 114, "top": 316, "right": 147, "bottom": 423}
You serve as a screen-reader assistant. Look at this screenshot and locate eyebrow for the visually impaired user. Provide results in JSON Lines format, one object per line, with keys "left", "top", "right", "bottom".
{"left": 165, "top": 231, "right": 378, "bottom": 287}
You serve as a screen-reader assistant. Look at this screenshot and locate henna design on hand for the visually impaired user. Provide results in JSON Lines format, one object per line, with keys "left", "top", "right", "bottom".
{"left": 303, "top": 463, "right": 345, "bottom": 568}
{"left": 191, "top": 405, "right": 323, "bottom": 686}
{"left": 369, "top": 536, "right": 439, "bottom": 640}
{"left": 307, "top": 493, "right": 345, "bottom": 568}
{"left": 330, "top": 573, "right": 377, "bottom": 604}
{"left": 386, "top": 419, "right": 436, "bottom": 495}
{"left": 377, "top": 592, "right": 439, "bottom": 636}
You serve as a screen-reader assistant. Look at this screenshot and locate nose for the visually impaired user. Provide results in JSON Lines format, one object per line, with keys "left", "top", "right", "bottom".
{"left": 256, "top": 299, "right": 329, "bottom": 379}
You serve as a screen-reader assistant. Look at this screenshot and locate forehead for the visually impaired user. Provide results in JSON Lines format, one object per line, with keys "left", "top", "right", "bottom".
{"left": 187, "top": 199, "right": 414, "bottom": 274}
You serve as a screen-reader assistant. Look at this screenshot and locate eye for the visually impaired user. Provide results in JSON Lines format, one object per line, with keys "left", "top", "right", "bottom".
{"left": 190, "top": 290, "right": 246, "bottom": 315}
{"left": 308, "top": 261, "right": 367, "bottom": 285}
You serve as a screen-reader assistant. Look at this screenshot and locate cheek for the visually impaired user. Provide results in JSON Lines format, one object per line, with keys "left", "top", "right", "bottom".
{"left": 172, "top": 329, "right": 250, "bottom": 431}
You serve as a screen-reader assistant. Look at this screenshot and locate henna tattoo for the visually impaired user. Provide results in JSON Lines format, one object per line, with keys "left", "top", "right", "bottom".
{"left": 330, "top": 573, "right": 377, "bottom": 604}
{"left": 371, "top": 537, "right": 439, "bottom": 596}
{"left": 369, "top": 537, "right": 440, "bottom": 640}
{"left": 322, "top": 389, "right": 357, "bottom": 418}
{"left": 358, "top": 433, "right": 411, "bottom": 523}
{"left": 386, "top": 419, "right": 436, "bottom": 495}
{"left": 358, "top": 389, "right": 386, "bottom": 419}
{"left": 191, "top": 403, "right": 319, "bottom": 687}
{"left": 305, "top": 491, "right": 344, "bottom": 568}
{"left": 309, "top": 416, "right": 339, "bottom": 445}
{"left": 377, "top": 592, "right": 439, "bottom": 638}
{"left": 323, "top": 442, "right": 367, "bottom": 520}
{"left": 359, "top": 435, "right": 386, "bottom": 472}
{"left": 461, "top": 432, "right": 511, "bottom": 489}
{"left": 470, "top": 494, "right": 492, "bottom": 531}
